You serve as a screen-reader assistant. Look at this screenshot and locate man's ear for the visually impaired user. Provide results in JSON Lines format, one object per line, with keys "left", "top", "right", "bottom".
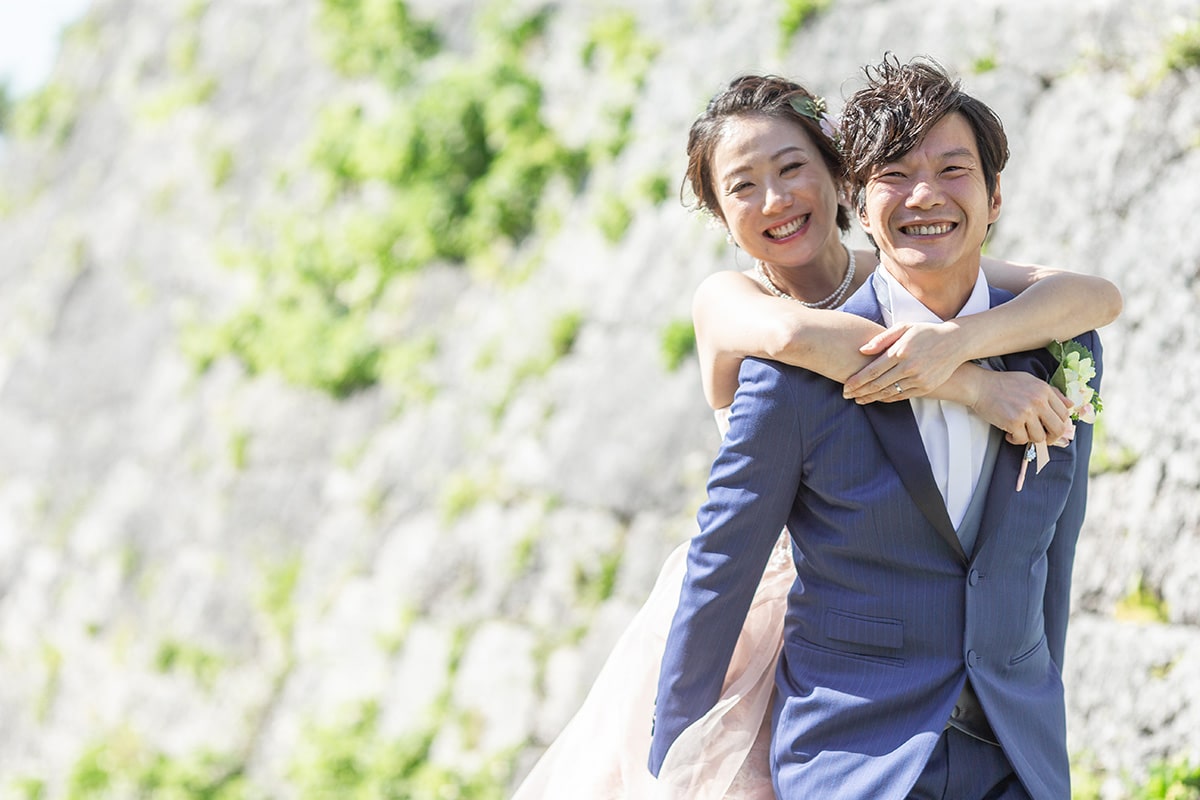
{"left": 988, "top": 175, "right": 1002, "bottom": 224}
{"left": 857, "top": 199, "right": 872, "bottom": 233}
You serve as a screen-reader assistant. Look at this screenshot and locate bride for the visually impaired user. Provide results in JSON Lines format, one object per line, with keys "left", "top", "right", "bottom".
{"left": 511, "top": 73, "right": 1121, "bottom": 799}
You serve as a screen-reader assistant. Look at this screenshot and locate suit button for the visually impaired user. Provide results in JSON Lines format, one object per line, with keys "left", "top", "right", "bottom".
{"left": 967, "top": 650, "right": 980, "bottom": 667}
{"left": 951, "top": 705, "right": 962, "bottom": 719}
{"left": 968, "top": 569, "right": 980, "bottom": 586}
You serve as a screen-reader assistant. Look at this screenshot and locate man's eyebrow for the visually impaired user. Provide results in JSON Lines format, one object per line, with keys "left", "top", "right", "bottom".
{"left": 875, "top": 146, "right": 977, "bottom": 171}
{"left": 941, "top": 147, "right": 976, "bottom": 160}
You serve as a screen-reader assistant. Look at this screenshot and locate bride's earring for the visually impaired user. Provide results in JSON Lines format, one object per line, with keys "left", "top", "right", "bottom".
{"left": 838, "top": 185, "right": 852, "bottom": 210}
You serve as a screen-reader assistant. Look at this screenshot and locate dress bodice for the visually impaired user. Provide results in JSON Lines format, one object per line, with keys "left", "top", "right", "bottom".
{"left": 715, "top": 406, "right": 732, "bottom": 439}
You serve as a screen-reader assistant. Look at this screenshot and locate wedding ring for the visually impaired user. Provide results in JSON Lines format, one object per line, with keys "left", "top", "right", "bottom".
{"left": 893, "top": 383, "right": 903, "bottom": 394}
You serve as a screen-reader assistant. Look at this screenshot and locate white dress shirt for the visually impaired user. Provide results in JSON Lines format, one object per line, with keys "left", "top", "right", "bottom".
{"left": 875, "top": 267, "right": 993, "bottom": 529}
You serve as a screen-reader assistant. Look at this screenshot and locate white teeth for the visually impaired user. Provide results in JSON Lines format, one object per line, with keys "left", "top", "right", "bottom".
{"left": 767, "top": 215, "right": 807, "bottom": 239}
{"left": 903, "top": 223, "right": 953, "bottom": 236}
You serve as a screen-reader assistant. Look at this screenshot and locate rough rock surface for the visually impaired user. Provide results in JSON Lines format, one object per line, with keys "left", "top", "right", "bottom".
{"left": 0, "top": 0, "right": 1197, "bottom": 797}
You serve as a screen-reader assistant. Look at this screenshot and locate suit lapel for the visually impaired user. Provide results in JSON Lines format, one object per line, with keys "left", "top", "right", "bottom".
{"left": 861, "top": 401, "right": 963, "bottom": 559}
{"left": 843, "top": 280, "right": 963, "bottom": 560}
{"left": 972, "top": 346, "right": 1058, "bottom": 554}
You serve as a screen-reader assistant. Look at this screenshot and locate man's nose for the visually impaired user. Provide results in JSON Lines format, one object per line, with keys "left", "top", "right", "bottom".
{"left": 906, "top": 179, "right": 943, "bottom": 208}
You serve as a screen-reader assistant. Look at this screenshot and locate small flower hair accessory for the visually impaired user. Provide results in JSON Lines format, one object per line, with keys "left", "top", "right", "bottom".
{"left": 788, "top": 95, "right": 840, "bottom": 146}
{"left": 1016, "top": 339, "right": 1102, "bottom": 491}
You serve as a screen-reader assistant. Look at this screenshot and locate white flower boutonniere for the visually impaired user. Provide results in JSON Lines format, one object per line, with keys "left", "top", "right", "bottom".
{"left": 1049, "top": 339, "right": 1103, "bottom": 423}
{"left": 1016, "top": 340, "right": 1102, "bottom": 492}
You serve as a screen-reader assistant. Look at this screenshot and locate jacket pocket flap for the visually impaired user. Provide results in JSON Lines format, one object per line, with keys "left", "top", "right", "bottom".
{"left": 825, "top": 609, "right": 904, "bottom": 650}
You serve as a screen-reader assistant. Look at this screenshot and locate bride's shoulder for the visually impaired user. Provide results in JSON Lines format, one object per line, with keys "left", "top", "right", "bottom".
{"left": 693, "top": 270, "right": 767, "bottom": 324}
{"left": 695, "top": 268, "right": 761, "bottom": 297}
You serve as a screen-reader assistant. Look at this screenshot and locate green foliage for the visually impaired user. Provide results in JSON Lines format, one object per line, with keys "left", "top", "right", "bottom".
{"left": 228, "top": 429, "right": 250, "bottom": 469}
{"left": 595, "top": 173, "right": 671, "bottom": 242}
{"left": 1149, "top": 657, "right": 1179, "bottom": 680}
{"left": 581, "top": 10, "right": 660, "bottom": 85}
{"left": 1163, "top": 21, "right": 1200, "bottom": 73}
{"left": 491, "top": 309, "right": 584, "bottom": 422}
{"left": 1114, "top": 574, "right": 1169, "bottom": 623}
{"left": 1132, "top": 758, "right": 1200, "bottom": 799}
{"left": 138, "top": 76, "right": 217, "bottom": 122}
{"left": 56, "top": 696, "right": 516, "bottom": 799}
{"left": 574, "top": 549, "right": 622, "bottom": 607}
{"left": 0, "top": 80, "right": 12, "bottom": 132}
{"left": 185, "top": 0, "right": 212, "bottom": 22}
{"left": 318, "top": 0, "right": 441, "bottom": 86}
{"left": 548, "top": 310, "right": 583, "bottom": 359}
{"left": 660, "top": 318, "right": 696, "bottom": 371}
{"left": 596, "top": 193, "right": 634, "bottom": 242}
{"left": 580, "top": 10, "right": 659, "bottom": 159}
{"left": 155, "top": 639, "right": 225, "bottom": 690}
{"left": 290, "top": 701, "right": 514, "bottom": 800}
{"left": 971, "top": 52, "right": 998, "bottom": 73}
{"left": 1088, "top": 417, "right": 1138, "bottom": 475}
{"left": 510, "top": 532, "right": 538, "bottom": 576}
{"left": 1074, "top": 755, "right": 1200, "bottom": 800}
{"left": 169, "top": 31, "right": 202, "bottom": 74}
{"left": 779, "top": 0, "right": 832, "bottom": 44}
{"left": 639, "top": 172, "right": 672, "bottom": 205}
{"left": 129, "top": 9, "right": 217, "bottom": 124}
{"left": 8, "top": 82, "right": 77, "bottom": 144}
{"left": 184, "top": 258, "right": 383, "bottom": 397}
{"left": 378, "top": 603, "right": 419, "bottom": 654}
{"left": 37, "top": 644, "right": 63, "bottom": 722}
{"left": 378, "top": 334, "right": 438, "bottom": 408}
{"left": 193, "top": 3, "right": 588, "bottom": 397}
{"left": 10, "top": 778, "right": 44, "bottom": 800}
{"left": 259, "top": 556, "right": 303, "bottom": 642}
{"left": 66, "top": 736, "right": 246, "bottom": 800}
{"left": 1071, "top": 756, "right": 1104, "bottom": 800}
{"left": 308, "top": 52, "right": 586, "bottom": 267}
{"left": 440, "top": 473, "right": 489, "bottom": 525}
{"left": 210, "top": 147, "right": 235, "bottom": 189}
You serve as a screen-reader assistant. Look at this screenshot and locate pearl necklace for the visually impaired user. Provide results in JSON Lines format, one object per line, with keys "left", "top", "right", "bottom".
{"left": 754, "top": 243, "right": 856, "bottom": 309}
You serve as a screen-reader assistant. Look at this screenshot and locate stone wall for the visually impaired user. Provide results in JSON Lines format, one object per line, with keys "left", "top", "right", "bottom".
{"left": 0, "top": 0, "right": 1197, "bottom": 797}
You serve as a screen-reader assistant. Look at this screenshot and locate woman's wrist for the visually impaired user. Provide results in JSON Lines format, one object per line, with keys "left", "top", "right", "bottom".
{"left": 945, "top": 314, "right": 996, "bottom": 364}
{"left": 928, "top": 362, "right": 985, "bottom": 406}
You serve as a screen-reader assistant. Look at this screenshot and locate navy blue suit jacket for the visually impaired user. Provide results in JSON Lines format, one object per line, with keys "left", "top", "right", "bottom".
{"left": 649, "top": 276, "right": 1100, "bottom": 800}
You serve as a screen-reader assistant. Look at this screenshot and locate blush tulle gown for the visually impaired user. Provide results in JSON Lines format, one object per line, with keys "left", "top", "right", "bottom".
{"left": 512, "top": 409, "right": 793, "bottom": 799}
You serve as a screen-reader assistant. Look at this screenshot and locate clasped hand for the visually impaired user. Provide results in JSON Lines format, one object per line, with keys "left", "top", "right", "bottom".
{"left": 842, "top": 321, "right": 1073, "bottom": 446}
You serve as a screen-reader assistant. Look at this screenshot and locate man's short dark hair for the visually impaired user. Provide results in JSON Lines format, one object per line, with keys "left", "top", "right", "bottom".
{"left": 840, "top": 54, "right": 1010, "bottom": 216}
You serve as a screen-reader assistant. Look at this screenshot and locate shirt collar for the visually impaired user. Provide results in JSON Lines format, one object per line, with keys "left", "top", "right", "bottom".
{"left": 874, "top": 265, "right": 990, "bottom": 327}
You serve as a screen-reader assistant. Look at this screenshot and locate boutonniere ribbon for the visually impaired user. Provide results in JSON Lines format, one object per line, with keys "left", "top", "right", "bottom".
{"left": 1016, "top": 340, "right": 1103, "bottom": 492}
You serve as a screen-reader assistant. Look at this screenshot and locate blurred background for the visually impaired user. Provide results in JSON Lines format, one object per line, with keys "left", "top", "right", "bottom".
{"left": 0, "top": 0, "right": 1198, "bottom": 798}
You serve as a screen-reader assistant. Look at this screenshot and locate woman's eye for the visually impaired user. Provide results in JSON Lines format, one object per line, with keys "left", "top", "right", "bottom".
{"left": 782, "top": 162, "right": 805, "bottom": 175}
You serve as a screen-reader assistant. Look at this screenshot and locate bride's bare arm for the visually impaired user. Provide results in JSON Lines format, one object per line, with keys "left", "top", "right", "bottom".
{"left": 842, "top": 258, "right": 1122, "bottom": 403}
{"left": 697, "top": 256, "right": 1121, "bottom": 442}
{"left": 692, "top": 269, "right": 881, "bottom": 409}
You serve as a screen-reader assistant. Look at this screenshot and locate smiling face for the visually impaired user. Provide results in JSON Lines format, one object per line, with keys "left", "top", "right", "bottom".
{"left": 858, "top": 112, "right": 1002, "bottom": 307}
{"left": 710, "top": 113, "right": 844, "bottom": 270}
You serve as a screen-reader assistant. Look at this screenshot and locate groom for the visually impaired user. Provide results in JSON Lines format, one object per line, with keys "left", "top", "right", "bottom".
{"left": 649, "top": 56, "right": 1101, "bottom": 800}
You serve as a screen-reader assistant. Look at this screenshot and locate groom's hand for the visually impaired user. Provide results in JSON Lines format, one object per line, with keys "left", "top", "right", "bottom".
{"left": 969, "top": 370, "right": 1072, "bottom": 445}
